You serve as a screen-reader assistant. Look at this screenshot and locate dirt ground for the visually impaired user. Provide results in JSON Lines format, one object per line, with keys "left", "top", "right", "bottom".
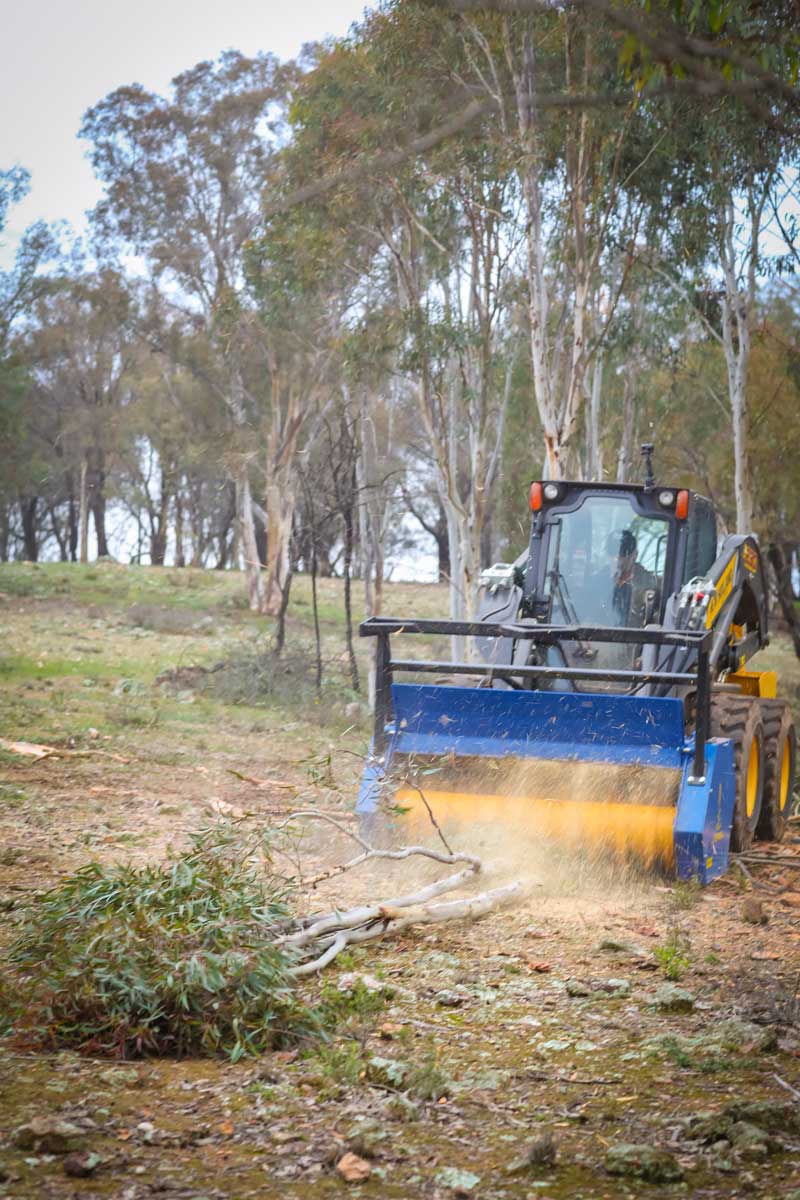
{"left": 1, "top": 563, "right": 800, "bottom": 1200}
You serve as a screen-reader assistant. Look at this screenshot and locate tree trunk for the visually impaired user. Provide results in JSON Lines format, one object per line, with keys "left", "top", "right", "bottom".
{"left": 254, "top": 515, "right": 267, "bottom": 570}
{"left": 272, "top": 566, "right": 294, "bottom": 657}
{"left": 79, "top": 460, "right": 89, "bottom": 564}
{"left": 264, "top": 479, "right": 294, "bottom": 616}
{"left": 310, "top": 538, "right": 323, "bottom": 691}
{"left": 20, "top": 496, "right": 39, "bottom": 562}
{"left": 588, "top": 352, "right": 604, "bottom": 480}
{"left": 66, "top": 471, "right": 79, "bottom": 562}
{"left": 215, "top": 479, "right": 236, "bottom": 569}
{"left": 48, "top": 506, "right": 68, "bottom": 561}
{"left": 0, "top": 505, "right": 9, "bottom": 561}
{"left": 174, "top": 489, "right": 185, "bottom": 568}
{"left": 342, "top": 488, "right": 360, "bottom": 694}
{"left": 236, "top": 465, "right": 267, "bottom": 611}
{"left": 264, "top": 376, "right": 303, "bottom": 617}
{"left": 89, "top": 460, "right": 109, "bottom": 558}
{"left": 617, "top": 364, "right": 636, "bottom": 482}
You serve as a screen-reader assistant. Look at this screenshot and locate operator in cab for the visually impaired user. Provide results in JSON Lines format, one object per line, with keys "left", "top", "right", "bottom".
{"left": 604, "top": 529, "right": 658, "bottom": 629}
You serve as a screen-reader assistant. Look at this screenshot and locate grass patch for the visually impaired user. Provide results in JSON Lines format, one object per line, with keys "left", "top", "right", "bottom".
{"left": 2, "top": 822, "right": 320, "bottom": 1061}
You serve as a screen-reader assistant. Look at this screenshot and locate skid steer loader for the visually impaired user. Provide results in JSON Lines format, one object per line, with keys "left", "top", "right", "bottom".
{"left": 357, "top": 447, "right": 797, "bottom": 882}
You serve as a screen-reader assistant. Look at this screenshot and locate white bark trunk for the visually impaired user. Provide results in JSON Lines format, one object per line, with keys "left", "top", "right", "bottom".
{"left": 719, "top": 194, "right": 755, "bottom": 534}
{"left": 79, "top": 459, "right": 89, "bottom": 565}
{"left": 236, "top": 466, "right": 267, "bottom": 612}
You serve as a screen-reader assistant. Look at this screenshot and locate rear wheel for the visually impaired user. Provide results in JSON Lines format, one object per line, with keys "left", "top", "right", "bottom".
{"left": 757, "top": 700, "right": 796, "bottom": 843}
{"left": 710, "top": 696, "right": 765, "bottom": 852}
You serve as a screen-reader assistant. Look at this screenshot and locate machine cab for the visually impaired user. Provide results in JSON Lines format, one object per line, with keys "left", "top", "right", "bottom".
{"left": 522, "top": 481, "right": 718, "bottom": 677}
{"left": 477, "top": 479, "right": 719, "bottom": 684}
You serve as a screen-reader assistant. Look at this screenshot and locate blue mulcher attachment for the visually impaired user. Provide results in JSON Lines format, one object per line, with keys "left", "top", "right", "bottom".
{"left": 357, "top": 619, "right": 736, "bottom": 884}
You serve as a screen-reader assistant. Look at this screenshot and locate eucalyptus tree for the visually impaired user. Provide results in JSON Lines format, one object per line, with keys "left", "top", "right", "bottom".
{"left": 82, "top": 51, "right": 300, "bottom": 608}
{"left": 280, "top": 5, "right": 526, "bottom": 630}
{"left": 0, "top": 167, "right": 62, "bottom": 556}
{"left": 22, "top": 270, "right": 134, "bottom": 561}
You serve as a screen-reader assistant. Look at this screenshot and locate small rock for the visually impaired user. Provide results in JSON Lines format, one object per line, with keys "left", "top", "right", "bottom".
{"left": 605, "top": 1143, "right": 684, "bottom": 1183}
{"left": 506, "top": 1131, "right": 557, "bottom": 1174}
{"left": 14, "top": 1118, "right": 86, "bottom": 1155}
{"left": 686, "top": 1099, "right": 800, "bottom": 1145}
{"left": 435, "top": 986, "right": 471, "bottom": 1008}
{"left": 345, "top": 1118, "right": 387, "bottom": 1159}
{"left": 336, "top": 1152, "right": 371, "bottom": 1183}
{"left": 597, "top": 938, "right": 646, "bottom": 956}
{"left": 566, "top": 979, "right": 591, "bottom": 997}
{"left": 344, "top": 701, "right": 363, "bottom": 721}
{"left": 136, "top": 1121, "right": 155, "bottom": 1143}
{"left": 384, "top": 1095, "right": 419, "bottom": 1122}
{"left": 604, "top": 977, "right": 631, "bottom": 996}
{"left": 728, "top": 1120, "right": 777, "bottom": 1160}
{"left": 741, "top": 897, "right": 768, "bottom": 925}
{"left": 63, "top": 1151, "right": 102, "bottom": 1178}
{"left": 99, "top": 1067, "right": 139, "bottom": 1088}
{"left": 653, "top": 983, "right": 694, "bottom": 1013}
{"left": 366, "top": 1056, "right": 409, "bottom": 1088}
{"left": 733, "top": 1100, "right": 800, "bottom": 1134}
{"left": 338, "top": 971, "right": 393, "bottom": 996}
{"left": 435, "top": 1166, "right": 481, "bottom": 1193}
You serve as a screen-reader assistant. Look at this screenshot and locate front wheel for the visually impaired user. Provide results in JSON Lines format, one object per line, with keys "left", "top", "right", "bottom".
{"left": 711, "top": 696, "right": 765, "bottom": 852}
{"left": 757, "top": 700, "right": 796, "bottom": 843}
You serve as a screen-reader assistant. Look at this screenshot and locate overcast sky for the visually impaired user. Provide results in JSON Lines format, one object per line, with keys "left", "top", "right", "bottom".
{"left": 0, "top": 0, "right": 369, "bottom": 258}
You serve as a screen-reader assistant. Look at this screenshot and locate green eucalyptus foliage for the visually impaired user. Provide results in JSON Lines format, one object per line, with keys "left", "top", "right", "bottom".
{"left": 2, "top": 823, "right": 319, "bottom": 1060}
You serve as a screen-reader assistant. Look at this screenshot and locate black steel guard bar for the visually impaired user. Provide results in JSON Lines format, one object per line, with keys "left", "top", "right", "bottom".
{"left": 361, "top": 616, "right": 711, "bottom": 650}
{"left": 363, "top": 615, "right": 712, "bottom": 784}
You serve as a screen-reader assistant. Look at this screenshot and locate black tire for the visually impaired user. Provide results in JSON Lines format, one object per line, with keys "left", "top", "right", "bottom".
{"left": 756, "top": 700, "right": 796, "bottom": 843}
{"left": 710, "top": 696, "right": 765, "bottom": 852}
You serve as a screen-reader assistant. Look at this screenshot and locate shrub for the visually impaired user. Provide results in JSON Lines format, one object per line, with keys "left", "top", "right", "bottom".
{"left": 212, "top": 641, "right": 357, "bottom": 723}
{"left": 654, "top": 930, "right": 691, "bottom": 981}
{"left": 2, "top": 823, "right": 319, "bottom": 1061}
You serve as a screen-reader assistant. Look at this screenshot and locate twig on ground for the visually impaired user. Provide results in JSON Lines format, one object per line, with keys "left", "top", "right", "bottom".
{"left": 738, "top": 854, "right": 800, "bottom": 867}
{"left": 227, "top": 768, "right": 296, "bottom": 789}
{"left": 774, "top": 1073, "right": 800, "bottom": 1101}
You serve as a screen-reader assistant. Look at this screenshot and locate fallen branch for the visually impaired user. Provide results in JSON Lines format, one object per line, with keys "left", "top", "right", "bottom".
{"left": 271, "top": 810, "right": 524, "bottom": 975}
{"left": 0, "top": 738, "right": 130, "bottom": 764}
{"left": 275, "top": 809, "right": 479, "bottom": 887}
{"left": 280, "top": 867, "right": 481, "bottom": 948}
{"left": 290, "top": 881, "right": 523, "bottom": 976}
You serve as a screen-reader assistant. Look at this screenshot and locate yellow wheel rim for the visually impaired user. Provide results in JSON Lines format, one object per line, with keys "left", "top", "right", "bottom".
{"left": 780, "top": 735, "right": 792, "bottom": 811}
{"left": 746, "top": 737, "right": 760, "bottom": 819}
